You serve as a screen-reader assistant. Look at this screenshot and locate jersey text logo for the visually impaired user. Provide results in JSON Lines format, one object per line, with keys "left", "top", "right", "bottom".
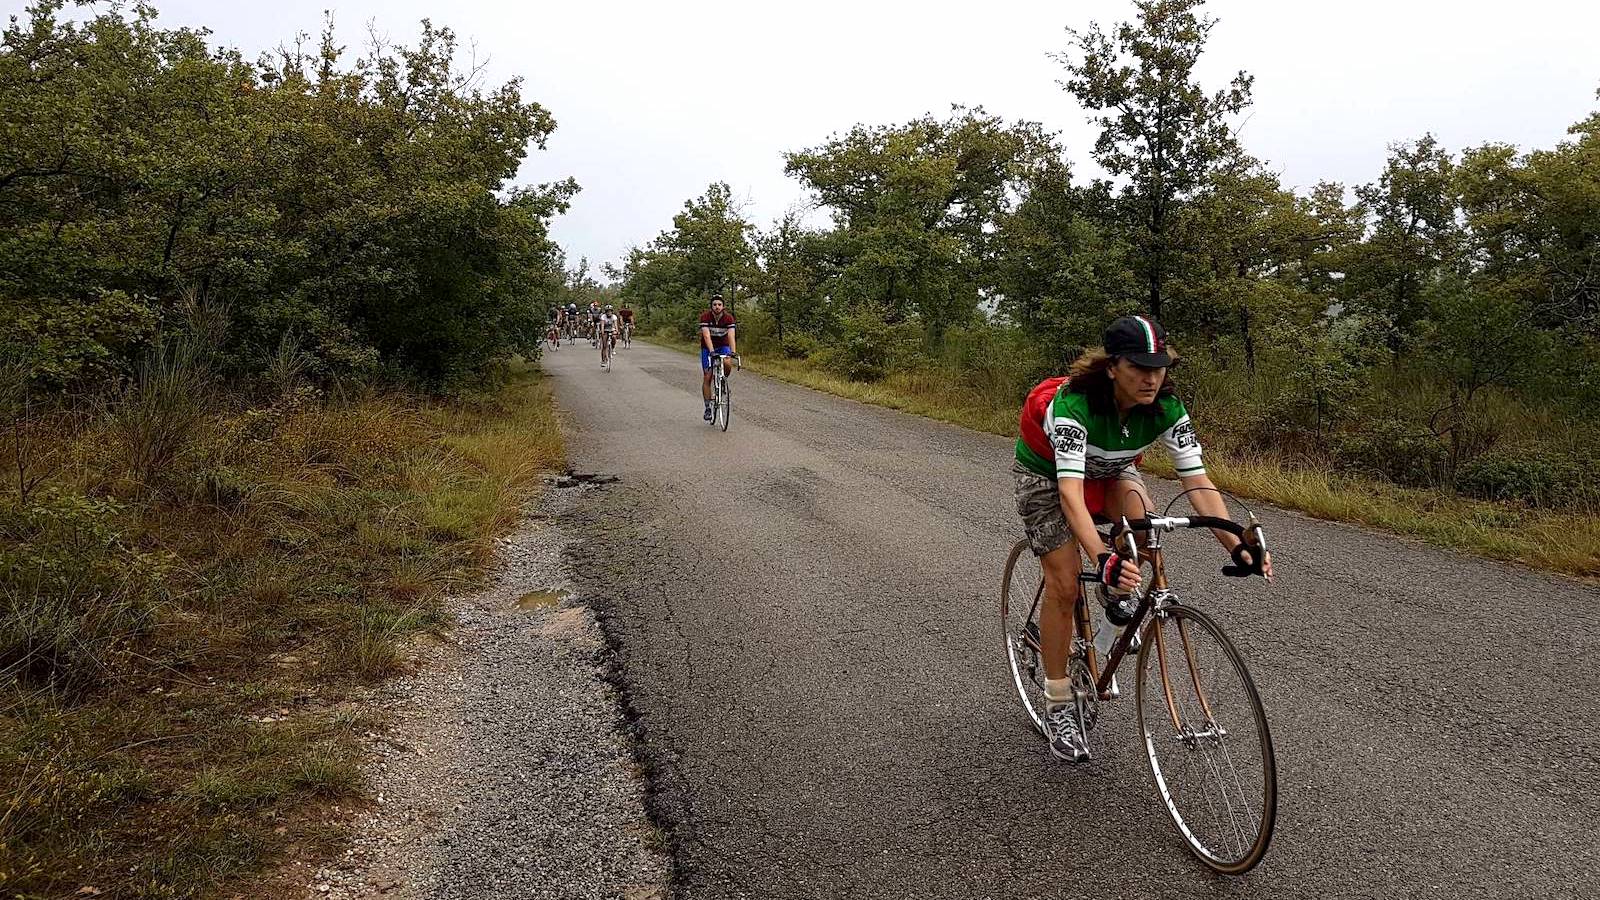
{"left": 1053, "top": 423, "right": 1087, "bottom": 454}
{"left": 1171, "top": 420, "right": 1198, "bottom": 449}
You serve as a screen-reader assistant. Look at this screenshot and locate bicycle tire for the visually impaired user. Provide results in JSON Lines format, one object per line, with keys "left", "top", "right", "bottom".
{"left": 708, "top": 371, "right": 720, "bottom": 428}
{"left": 1000, "top": 539, "right": 1048, "bottom": 735}
{"left": 1135, "top": 603, "right": 1276, "bottom": 875}
{"left": 720, "top": 375, "right": 731, "bottom": 431}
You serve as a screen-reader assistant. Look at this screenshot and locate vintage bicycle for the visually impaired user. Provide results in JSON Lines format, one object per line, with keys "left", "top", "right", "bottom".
{"left": 1000, "top": 496, "right": 1277, "bottom": 874}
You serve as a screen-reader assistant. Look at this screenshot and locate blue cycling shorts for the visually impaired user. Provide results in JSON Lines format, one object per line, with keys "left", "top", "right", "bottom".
{"left": 701, "top": 348, "right": 732, "bottom": 370}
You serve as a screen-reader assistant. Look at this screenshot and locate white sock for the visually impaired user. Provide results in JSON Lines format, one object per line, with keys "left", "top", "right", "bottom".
{"left": 1044, "top": 677, "right": 1072, "bottom": 706}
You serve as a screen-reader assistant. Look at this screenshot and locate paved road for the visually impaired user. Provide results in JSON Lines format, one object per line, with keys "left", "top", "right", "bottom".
{"left": 544, "top": 340, "right": 1600, "bottom": 899}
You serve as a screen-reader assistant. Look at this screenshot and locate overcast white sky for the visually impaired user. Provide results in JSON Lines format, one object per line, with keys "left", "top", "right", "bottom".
{"left": 26, "top": 1, "right": 1600, "bottom": 275}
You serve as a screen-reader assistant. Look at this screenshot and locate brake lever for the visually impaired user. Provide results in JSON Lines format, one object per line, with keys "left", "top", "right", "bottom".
{"left": 1221, "top": 513, "right": 1267, "bottom": 578}
{"left": 1117, "top": 516, "right": 1140, "bottom": 587}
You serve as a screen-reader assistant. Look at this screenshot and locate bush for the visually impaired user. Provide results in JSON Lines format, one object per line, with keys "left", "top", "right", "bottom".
{"left": 938, "top": 325, "right": 1048, "bottom": 402}
{"left": 780, "top": 332, "right": 822, "bottom": 360}
{"left": 814, "top": 304, "right": 920, "bottom": 382}
{"left": 1332, "top": 418, "right": 1449, "bottom": 488}
{"left": 110, "top": 313, "right": 223, "bottom": 491}
{"left": 0, "top": 290, "right": 157, "bottom": 387}
{"left": 1455, "top": 448, "right": 1597, "bottom": 508}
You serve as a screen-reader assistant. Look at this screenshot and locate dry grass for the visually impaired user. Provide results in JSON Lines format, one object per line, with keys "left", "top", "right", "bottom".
{"left": 649, "top": 337, "right": 1599, "bottom": 580}
{"left": 0, "top": 367, "right": 562, "bottom": 897}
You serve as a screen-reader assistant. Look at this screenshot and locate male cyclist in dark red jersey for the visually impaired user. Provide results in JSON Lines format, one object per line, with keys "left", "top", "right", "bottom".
{"left": 699, "top": 294, "right": 737, "bottom": 421}
{"left": 618, "top": 305, "right": 636, "bottom": 346}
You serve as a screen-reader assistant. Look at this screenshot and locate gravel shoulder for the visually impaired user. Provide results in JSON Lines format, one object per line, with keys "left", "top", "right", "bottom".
{"left": 305, "top": 482, "right": 669, "bottom": 899}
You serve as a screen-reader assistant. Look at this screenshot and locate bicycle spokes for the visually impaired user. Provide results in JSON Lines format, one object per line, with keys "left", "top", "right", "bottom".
{"left": 1138, "top": 605, "right": 1276, "bottom": 874}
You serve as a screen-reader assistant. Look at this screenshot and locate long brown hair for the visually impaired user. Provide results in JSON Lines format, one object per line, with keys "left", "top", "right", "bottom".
{"left": 1066, "top": 348, "right": 1179, "bottom": 417}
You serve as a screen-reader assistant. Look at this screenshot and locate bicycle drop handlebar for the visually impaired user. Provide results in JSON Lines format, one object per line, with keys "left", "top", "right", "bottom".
{"left": 1110, "top": 515, "right": 1246, "bottom": 538}
{"left": 1107, "top": 515, "right": 1269, "bottom": 579}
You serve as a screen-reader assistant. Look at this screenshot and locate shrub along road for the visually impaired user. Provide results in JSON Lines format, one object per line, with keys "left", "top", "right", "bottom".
{"left": 545, "top": 341, "right": 1599, "bottom": 899}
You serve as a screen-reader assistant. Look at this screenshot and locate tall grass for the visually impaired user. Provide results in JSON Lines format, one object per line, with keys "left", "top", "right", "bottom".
{"left": 110, "top": 300, "right": 227, "bottom": 492}
{"left": 0, "top": 365, "right": 563, "bottom": 897}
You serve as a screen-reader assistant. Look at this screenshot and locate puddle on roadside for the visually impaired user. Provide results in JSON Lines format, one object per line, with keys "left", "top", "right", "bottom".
{"left": 514, "top": 588, "right": 570, "bottom": 611}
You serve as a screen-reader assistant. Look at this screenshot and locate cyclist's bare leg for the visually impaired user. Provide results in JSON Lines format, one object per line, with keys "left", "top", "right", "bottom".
{"left": 1103, "top": 476, "right": 1156, "bottom": 550}
{"left": 701, "top": 364, "right": 714, "bottom": 400}
{"left": 1037, "top": 542, "right": 1080, "bottom": 681}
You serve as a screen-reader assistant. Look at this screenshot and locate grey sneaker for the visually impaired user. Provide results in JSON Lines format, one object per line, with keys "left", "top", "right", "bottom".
{"left": 1043, "top": 701, "right": 1089, "bottom": 763}
{"left": 703, "top": 405, "right": 714, "bottom": 421}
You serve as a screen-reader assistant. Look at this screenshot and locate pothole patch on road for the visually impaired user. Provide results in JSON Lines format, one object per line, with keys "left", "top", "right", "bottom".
{"left": 551, "top": 470, "right": 621, "bottom": 489}
{"left": 513, "top": 587, "right": 570, "bottom": 610}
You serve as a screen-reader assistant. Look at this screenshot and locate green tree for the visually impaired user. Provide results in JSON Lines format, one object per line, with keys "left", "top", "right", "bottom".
{"left": 752, "top": 205, "right": 825, "bottom": 345}
{"left": 1168, "top": 153, "right": 1327, "bottom": 373}
{"left": 784, "top": 107, "right": 1054, "bottom": 339}
{"left": 1344, "top": 134, "right": 1460, "bottom": 346}
{"left": 994, "top": 162, "right": 1135, "bottom": 365}
{"left": 0, "top": 2, "right": 575, "bottom": 387}
{"left": 661, "top": 182, "right": 756, "bottom": 301}
{"left": 1424, "top": 276, "right": 1550, "bottom": 473}
{"left": 616, "top": 182, "right": 755, "bottom": 336}
{"left": 1057, "top": 0, "right": 1253, "bottom": 319}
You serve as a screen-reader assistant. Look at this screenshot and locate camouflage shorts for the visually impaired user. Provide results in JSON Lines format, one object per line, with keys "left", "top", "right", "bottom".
{"left": 1013, "top": 462, "right": 1072, "bottom": 558}
{"left": 1012, "top": 462, "right": 1146, "bottom": 557}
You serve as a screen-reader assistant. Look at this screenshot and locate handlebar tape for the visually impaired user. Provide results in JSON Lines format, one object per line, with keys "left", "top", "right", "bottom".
{"left": 1111, "top": 515, "right": 1246, "bottom": 538}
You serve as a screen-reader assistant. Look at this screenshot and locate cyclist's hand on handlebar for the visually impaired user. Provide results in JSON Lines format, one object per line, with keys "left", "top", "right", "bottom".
{"left": 1221, "top": 543, "right": 1272, "bottom": 582}
{"left": 1096, "top": 552, "right": 1141, "bottom": 593}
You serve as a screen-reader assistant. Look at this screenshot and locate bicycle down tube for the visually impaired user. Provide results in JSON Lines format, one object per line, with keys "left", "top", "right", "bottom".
{"left": 1079, "top": 526, "right": 1226, "bottom": 729}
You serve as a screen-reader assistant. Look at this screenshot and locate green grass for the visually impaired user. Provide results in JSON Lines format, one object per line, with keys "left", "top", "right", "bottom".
{"left": 0, "top": 366, "right": 563, "bottom": 898}
{"left": 647, "top": 335, "right": 1599, "bottom": 579}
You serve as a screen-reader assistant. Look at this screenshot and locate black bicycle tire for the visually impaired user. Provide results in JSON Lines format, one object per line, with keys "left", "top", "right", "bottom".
{"left": 720, "top": 376, "right": 731, "bottom": 431}
{"left": 1135, "top": 603, "right": 1277, "bottom": 875}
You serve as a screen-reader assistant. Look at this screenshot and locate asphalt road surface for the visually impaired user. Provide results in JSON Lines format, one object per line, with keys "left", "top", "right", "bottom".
{"left": 544, "top": 339, "right": 1600, "bottom": 900}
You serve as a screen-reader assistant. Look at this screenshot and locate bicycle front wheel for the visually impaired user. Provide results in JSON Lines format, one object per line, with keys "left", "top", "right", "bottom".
{"left": 720, "top": 376, "right": 731, "bottom": 431}
{"left": 1136, "top": 604, "right": 1276, "bottom": 874}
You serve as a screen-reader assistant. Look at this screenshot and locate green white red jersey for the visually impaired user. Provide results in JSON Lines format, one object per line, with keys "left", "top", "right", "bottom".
{"left": 1015, "top": 377, "right": 1206, "bottom": 481}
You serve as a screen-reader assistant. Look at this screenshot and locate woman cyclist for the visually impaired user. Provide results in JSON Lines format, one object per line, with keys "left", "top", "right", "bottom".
{"left": 1013, "top": 315, "right": 1272, "bottom": 762}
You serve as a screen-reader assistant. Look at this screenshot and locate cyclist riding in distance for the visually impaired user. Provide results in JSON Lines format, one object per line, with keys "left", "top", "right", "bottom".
{"left": 587, "top": 299, "right": 602, "bottom": 343}
{"left": 598, "top": 304, "right": 620, "bottom": 366}
{"left": 618, "top": 304, "right": 636, "bottom": 341}
{"left": 699, "top": 293, "right": 737, "bottom": 421}
{"left": 1013, "top": 315, "right": 1273, "bottom": 763}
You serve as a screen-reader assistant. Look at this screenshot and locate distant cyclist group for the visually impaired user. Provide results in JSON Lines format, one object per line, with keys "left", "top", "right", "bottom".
{"left": 547, "top": 300, "right": 635, "bottom": 369}
{"left": 549, "top": 291, "right": 739, "bottom": 420}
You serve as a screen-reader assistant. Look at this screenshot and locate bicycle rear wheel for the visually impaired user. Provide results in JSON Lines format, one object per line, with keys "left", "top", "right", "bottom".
{"left": 999, "top": 539, "right": 1048, "bottom": 734}
{"left": 1136, "top": 604, "right": 1276, "bottom": 874}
